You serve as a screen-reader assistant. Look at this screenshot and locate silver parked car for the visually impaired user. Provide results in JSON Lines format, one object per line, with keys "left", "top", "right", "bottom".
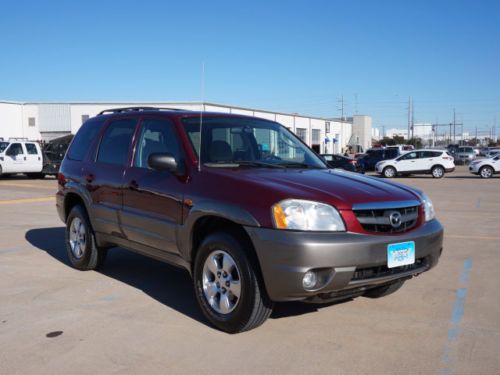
{"left": 454, "top": 146, "right": 476, "bottom": 164}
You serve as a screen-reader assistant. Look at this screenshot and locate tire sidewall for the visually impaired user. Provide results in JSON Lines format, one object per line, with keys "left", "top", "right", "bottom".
{"left": 432, "top": 166, "right": 444, "bottom": 178}
{"left": 65, "top": 205, "right": 95, "bottom": 269}
{"left": 193, "top": 232, "right": 258, "bottom": 333}
{"left": 480, "top": 166, "right": 492, "bottom": 178}
{"left": 383, "top": 166, "right": 396, "bottom": 178}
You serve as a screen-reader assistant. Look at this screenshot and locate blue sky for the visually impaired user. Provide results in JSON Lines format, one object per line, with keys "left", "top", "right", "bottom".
{"left": 1, "top": 0, "right": 499, "bottom": 133}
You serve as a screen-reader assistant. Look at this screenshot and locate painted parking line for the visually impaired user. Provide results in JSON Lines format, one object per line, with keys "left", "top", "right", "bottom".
{"left": 445, "top": 234, "right": 500, "bottom": 241}
{"left": 441, "top": 259, "right": 473, "bottom": 375}
{"left": 0, "top": 182, "right": 56, "bottom": 190}
{"left": 0, "top": 197, "right": 54, "bottom": 205}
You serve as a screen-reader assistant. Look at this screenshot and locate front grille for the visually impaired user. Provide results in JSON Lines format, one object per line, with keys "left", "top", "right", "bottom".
{"left": 352, "top": 257, "right": 427, "bottom": 281}
{"left": 354, "top": 205, "right": 419, "bottom": 233}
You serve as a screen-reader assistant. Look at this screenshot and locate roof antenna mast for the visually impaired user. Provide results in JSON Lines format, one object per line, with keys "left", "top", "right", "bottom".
{"left": 198, "top": 62, "right": 205, "bottom": 172}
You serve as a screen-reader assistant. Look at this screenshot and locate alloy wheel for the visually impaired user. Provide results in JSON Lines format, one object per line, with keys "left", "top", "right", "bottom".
{"left": 69, "top": 217, "right": 87, "bottom": 259}
{"left": 202, "top": 250, "right": 241, "bottom": 314}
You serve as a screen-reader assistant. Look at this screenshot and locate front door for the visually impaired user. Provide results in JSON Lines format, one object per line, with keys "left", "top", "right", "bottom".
{"left": 3, "top": 143, "right": 26, "bottom": 173}
{"left": 395, "top": 151, "right": 419, "bottom": 172}
{"left": 121, "top": 117, "right": 185, "bottom": 255}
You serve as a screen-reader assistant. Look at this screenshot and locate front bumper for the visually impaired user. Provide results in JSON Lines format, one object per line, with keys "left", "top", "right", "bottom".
{"left": 245, "top": 219, "right": 443, "bottom": 302}
{"left": 469, "top": 164, "right": 481, "bottom": 173}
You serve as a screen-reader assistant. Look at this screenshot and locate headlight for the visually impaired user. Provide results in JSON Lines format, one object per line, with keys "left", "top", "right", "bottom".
{"left": 272, "top": 199, "right": 345, "bottom": 231}
{"left": 421, "top": 193, "right": 435, "bottom": 222}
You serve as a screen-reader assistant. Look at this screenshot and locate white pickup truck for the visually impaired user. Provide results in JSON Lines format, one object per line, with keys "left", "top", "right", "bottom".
{"left": 0, "top": 139, "right": 45, "bottom": 178}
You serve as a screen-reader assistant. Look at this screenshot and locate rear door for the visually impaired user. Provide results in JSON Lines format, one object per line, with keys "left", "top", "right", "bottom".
{"left": 84, "top": 118, "right": 138, "bottom": 237}
{"left": 24, "top": 143, "right": 43, "bottom": 172}
{"left": 420, "top": 151, "right": 441, "bottom": 171}
{"left": 121, "top": 117, "right": 185, "bottom": 254}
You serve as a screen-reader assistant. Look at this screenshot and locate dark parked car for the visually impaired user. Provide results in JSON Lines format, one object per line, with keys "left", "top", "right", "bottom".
{"left": 42, "top": 134, "right": 74, "bottom": 176}
{"left": 321, "top": 154, "right": 362, "bottom": 172}
{"left": 56, "top": 107, "right": 443, "bottom": 333}
{"left": 358, "top": 148, "right": 401, "bottom": 171}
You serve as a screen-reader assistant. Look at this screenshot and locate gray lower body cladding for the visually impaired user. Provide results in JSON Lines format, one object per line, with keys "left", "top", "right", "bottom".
{"left": 245, "top": 219, "right": 443, "bottom": 302}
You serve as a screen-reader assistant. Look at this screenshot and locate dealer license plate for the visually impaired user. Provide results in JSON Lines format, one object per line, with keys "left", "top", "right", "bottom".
{"left": 387, "top": 241, "right": 415, "bottom": 268}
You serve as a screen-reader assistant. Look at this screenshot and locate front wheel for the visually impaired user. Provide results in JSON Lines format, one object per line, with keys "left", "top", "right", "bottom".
{"left": 383, "top": 166, "right": 397, "bottom": 178}
{"left": 431, "top": 166, "right": 445, "bottom": 178}
{"left": 193, "top": 232, "right": 273, "bottom": 333}
{"left": 479, "top": 166, "right": 493, "bottom": 179}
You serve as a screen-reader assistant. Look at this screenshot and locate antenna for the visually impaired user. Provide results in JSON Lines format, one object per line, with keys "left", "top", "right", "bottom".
{"left": 198, "top": 62, "right": 205, "bottom": 172}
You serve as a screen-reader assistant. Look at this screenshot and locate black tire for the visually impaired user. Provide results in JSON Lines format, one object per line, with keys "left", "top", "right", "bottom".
{"left": 26, "top": 173, "right": 46, "bottom": 179}
{"left": 479, "top": 166, "right": 493, "bottom": 179}
{"left": 383, "top": 166, "right": 397, "bottom": 178}
{"left": 431, "top": 165, "right": 445, "bottom": 178}
{"left": 364, "top": 279, "right": 405, "bottom": 298}
{"left": 193, "top": 232, "right": 273, "bottom": 333}
{"left": 0, "top": 164, "right": 2, "bottom": 178}
{"left": 65, "top": 205, "right": 107, "bottom": 270}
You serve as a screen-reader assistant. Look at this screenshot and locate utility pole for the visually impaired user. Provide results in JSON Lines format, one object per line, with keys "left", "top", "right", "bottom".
{"left": 407, "top": 97, "right": 412, "bottom": 141}
{"left": 453, "top": 108, "right": 456, "bottom": 143}
{"left": 411, "top": 100, "right": 415, "bottom": 140}
{"left": 337, "top": 95, "right": 344, "bottom": 121}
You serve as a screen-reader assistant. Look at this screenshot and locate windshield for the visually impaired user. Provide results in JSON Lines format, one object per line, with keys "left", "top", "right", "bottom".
{"left": 182, "top": 116, "right": 327, "bottom": 169}
{"left": 0, "top": 142, "right": 8, "bottom": 153}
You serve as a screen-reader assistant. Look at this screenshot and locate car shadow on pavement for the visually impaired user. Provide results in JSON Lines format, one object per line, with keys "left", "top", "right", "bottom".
{"left": 25, "top": 227, "right": 347, "bottom": 325}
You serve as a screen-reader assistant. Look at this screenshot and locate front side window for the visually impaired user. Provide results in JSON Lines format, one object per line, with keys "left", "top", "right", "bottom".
{"left": 25, "top": 143, "right": 38, "bottom": 155}
{"left": 399, "top": 151, "right": 418, "bottom": 161}
{"left": 182, "top": 117, "right": 326, "bottom": 169}
{"left": 7, "top": 143, "right": 23, "bottom": 156}
{"left": 97, "top": 119, "right": 137, "bottom": 166}
{"left": 134, "top": 118, "right": 180, "bottom": 169}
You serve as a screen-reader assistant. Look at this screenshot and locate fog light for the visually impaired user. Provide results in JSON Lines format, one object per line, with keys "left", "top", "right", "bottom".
{"left": 302, "top": 271, "right": 317, "bottom": 290}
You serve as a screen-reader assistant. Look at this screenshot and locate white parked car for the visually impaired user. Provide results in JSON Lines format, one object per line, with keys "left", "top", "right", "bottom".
{"left": 0, "top": 139, "right": 45, "bottom": 178}
{"left": 375, "top": 149, "right": 455, "bottom": 178}
{"left": 469, "top": 152, "right": 500, "bottom": 178}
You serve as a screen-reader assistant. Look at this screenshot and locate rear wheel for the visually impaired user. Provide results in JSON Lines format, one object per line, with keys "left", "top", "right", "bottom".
{"left": 431, "top": 166, "right": 445, "bottom": 178}
{"left": 193, "top": 232, "right": 273, "bottom": 333}
{"left": 479, "top": 166, "right": 493, "bottom": 179}
{"left": 383, "top": 166, "right": 396, "bottom": 178}
{"left": 364, "top": 279, "right": 405, "bottom": 298}
{"left": 65, "top": 205, "right": 107, "bottom": 270}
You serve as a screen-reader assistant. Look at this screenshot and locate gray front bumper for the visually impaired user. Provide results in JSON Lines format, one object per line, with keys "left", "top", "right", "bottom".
{"left": 245, "top": 219, "right": 443, "bottom": 302}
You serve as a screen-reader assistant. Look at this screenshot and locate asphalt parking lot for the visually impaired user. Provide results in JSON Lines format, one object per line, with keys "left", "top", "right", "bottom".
{"left": 0, "top": 166, "right": 499, "bottom": 375}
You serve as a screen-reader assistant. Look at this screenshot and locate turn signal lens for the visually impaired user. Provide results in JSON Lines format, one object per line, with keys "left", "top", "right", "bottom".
{"left": 272, "top": 204, "right": 288, "bottom": 229}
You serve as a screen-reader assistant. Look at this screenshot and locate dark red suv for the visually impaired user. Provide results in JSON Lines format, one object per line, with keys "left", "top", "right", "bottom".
{"left": 56, "top": 107, "right": 443, "bottom": 333}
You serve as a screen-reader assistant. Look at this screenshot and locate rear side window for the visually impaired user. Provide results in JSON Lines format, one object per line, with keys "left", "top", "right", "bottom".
{"left": 25, "top": 143, "right": 38, "bottom": 155}
{"left": 385, "top": 149, "right": 398, "bottom": 158}
{"left": 68, "top": 119, "right": 104, "bottom": 161}
{"left": 422, "top": 151, "right": 442, "bottom": 158}
{"left": 97, "top": 119, "right": 137, "bottom": 166}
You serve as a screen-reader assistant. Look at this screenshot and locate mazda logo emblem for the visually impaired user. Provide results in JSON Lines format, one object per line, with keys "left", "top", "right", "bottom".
{"left": 389, "top": 211, "right": 402, "bottom": 228}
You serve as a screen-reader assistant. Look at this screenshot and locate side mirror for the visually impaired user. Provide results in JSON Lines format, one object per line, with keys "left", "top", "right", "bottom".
{"left": 148, "top": 152, "right": 178, "bottom": 173}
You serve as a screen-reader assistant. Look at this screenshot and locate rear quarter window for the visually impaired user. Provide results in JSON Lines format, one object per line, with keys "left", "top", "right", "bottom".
{"left": 67, "top": 119, "right": 104, "bottom": 161}
{"left": 25, "top": 143, "right": 39, "bottom": 155}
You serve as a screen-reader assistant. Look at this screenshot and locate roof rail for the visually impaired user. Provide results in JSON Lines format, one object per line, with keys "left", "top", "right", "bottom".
{"left": 97, "top": 106, "right": 188, "bottom": 115}
{"left": 8, "top": 137, "right": 29, "bottom": 141}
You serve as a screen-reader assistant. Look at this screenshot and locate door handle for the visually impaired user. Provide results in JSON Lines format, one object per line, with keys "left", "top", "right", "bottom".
{"left": 128, "top": 180, "right": 139, "bottom": 190}
{"left": 24, "top": 156, "right": 27, "bottom": 161}
{"left": 85, "top": 174, "right": 95, "bottom": 183}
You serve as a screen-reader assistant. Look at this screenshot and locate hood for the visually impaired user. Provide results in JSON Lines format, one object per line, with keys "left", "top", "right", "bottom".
{"left": 206, "top": 168, "right": 422, "bottom": 210}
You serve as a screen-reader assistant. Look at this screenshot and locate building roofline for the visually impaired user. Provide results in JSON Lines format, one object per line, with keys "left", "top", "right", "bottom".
{"left": 0, "top": 100, "right": 351, "bottom": 122}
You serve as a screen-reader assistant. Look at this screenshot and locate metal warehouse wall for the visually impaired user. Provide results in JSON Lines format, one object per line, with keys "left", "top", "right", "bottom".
{"left": 38, "top": 104, "right": 71, "bottom": 132}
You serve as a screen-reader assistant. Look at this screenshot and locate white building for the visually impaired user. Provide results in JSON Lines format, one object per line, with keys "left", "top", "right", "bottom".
{"left": 0, "top": 101, "right": 371, "bottom": 154}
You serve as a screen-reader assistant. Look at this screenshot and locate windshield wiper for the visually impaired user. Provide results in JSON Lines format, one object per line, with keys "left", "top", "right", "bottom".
{"left": 275, "top": 162, "right": 325, "bottom": 169}
{"left": 203, "top": 160, "right": 285, "bottom": 168}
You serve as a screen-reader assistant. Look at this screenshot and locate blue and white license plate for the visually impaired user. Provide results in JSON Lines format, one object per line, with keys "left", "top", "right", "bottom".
{"left": 387, "top": 241, "right": 415, "bottom": 268}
